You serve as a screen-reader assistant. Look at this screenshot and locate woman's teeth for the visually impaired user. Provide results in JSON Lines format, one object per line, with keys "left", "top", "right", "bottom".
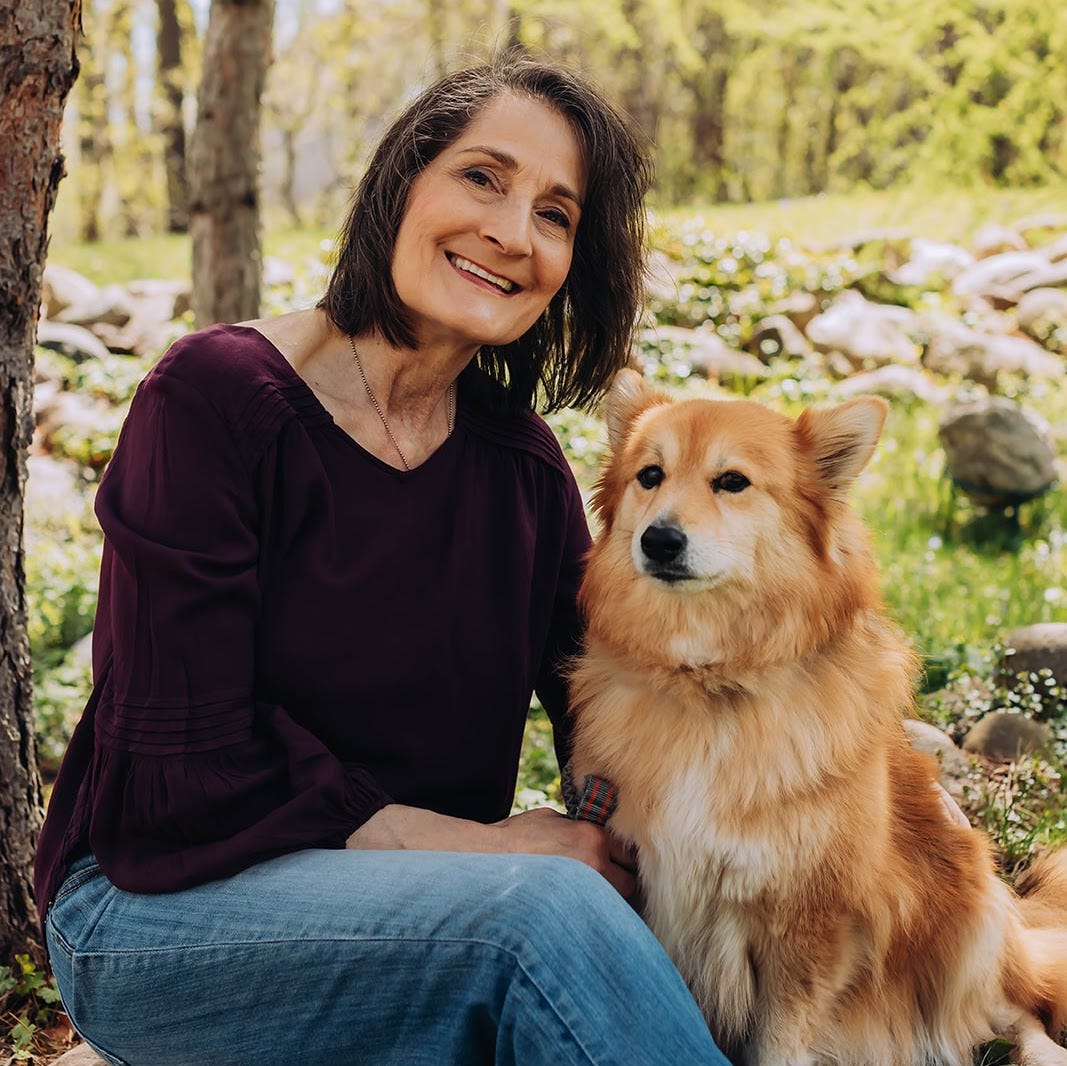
{"left": 449, "top": 255, "right": 515, "bottom": 293}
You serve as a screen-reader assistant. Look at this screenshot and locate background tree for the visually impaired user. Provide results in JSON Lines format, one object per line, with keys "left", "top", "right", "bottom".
{"left": 188, "top": 0, "right": 273, "bottom": 327}
{"left": 155, "top": 0, "right": 193, "bottom": 232}
{"left": 73, "top": 7, "right": 108, "bottom": 242}
{"left": 0, "top": 0, "right": 81, "bottom": 961}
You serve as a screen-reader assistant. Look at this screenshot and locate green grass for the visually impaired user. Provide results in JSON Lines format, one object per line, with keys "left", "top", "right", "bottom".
{"left": 47, "top": 225, "right": 333, "bottom": 287}
{"left": 653, "top": 179, "right": 1067, "bottom": 246}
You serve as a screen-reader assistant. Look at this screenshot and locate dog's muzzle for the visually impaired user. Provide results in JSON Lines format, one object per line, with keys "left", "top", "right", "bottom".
{"left": 640, "top": 523, "right": 690, "bottom": 582}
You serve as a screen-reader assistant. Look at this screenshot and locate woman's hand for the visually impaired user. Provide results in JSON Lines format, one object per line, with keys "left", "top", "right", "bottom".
{"left": 346, "top": 804, "right": 637, "bottom": 898}
{"left": 493, "top": 808, "right": 638, "bottom": 898}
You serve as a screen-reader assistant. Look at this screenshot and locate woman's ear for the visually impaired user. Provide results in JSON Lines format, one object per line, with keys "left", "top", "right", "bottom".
{"left": 795, "top": 396, "right": 888, "bottom": 502}
{"left": 603, "top": 368, "right": 662, "bottom": 450}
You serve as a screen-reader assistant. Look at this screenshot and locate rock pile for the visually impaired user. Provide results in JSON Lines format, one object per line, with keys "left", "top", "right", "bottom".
{"left": 644, "top": 216, "right": 1066, "bottom": 508}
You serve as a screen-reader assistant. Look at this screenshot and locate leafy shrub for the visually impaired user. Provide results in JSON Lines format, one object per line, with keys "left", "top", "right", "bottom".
{"left": 0, "top": 955, "right": 63, "bottom": 1063}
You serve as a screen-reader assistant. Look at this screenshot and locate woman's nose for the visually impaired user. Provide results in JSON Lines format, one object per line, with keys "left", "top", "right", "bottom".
{"left": 481, "top": 200, "right": 533, "bottom": 257}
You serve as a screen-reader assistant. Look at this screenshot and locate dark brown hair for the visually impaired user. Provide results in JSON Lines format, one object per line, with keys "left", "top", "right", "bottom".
{"left": 318, "top": 52, "right": 652, "bottom": 413}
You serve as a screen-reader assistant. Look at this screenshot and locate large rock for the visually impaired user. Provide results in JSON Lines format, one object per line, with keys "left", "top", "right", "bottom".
{"left": 921, "top": 319, "right": 1063, "bottom": 389}
{"left": 903, "top": 719, "right": 972, "bottom": 811}
{"left": 952, "top": 246, "right": 1067, "bottom": 306}
{"left": 83, "top": 278, "right": 191, "bottom": 357}
{"left": 1015, "top": 287, "right": 1067, "bottom": 347}
{"left": 37, "top": 320, "right": 113, "bottom": 363}
{"left": 54, "top": 282, "right": 134, "bottom": 330}
{"left": 638, "top": 325, "right": 768, "bottom": 382}
{"left": 41, "top": 263, "right": 100, "bottom": 318}
{"left": 52, "top": 1044, "right": 106, "bottom": 1065}
{"left": 970, "top": 224, "right": 1029, "bottom": 259}
{"left": 124, "top": 277, "right": 193, "bottom": 320}
{"left": 91, "top": 310, "right": 178, "bottom": 358}
{"left": 34, "top": 389, "right": 123, "bottom": 457}
{"left": 999, "top": 623, "right": 1067, "bottom": 688}
{"left": 903, "top": 719, "right": 972, "bottom": 778}
{"left": 25, "top": 454, "right": 86, "bottom": 525}
{"left": 746, "top": 314, "right": 811, "bottom": 363}
{"left": 768, "top": 291, "right": 819, "bottom": 333}
{"left": 889, "top": 238, "right": 973, "bottom": 287}
{"left": 938, "top": 397, "right": 1058, "bottom": 508}
{"left": 961, "top": 712, "right": 1052, "bottom": 761}
{"left": 831, "top": 365, "right": 950, "bottom": 405}
{"left": 805, "top": 291, "right": 919, "bottom": 368}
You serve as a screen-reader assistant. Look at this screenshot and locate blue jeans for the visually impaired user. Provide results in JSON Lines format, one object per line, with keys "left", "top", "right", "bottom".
{"left": 45, "top": 849, "right": 728, "bottom": 1066}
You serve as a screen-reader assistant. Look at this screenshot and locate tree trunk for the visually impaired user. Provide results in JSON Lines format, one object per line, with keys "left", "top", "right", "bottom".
{"left": 689, "top": 10, "right": 730, "bottom": 202}
{"left": 189, "top": 0, "right": 273, "bottom": 329}
{"left": 0, "top": 0, "right": 81, "bottom": 963}
{"left": 279, "top": 127, "right": 301, "bottom": 228}
{"left": 618, "top": 0, "right": 661, "bottom": 147}
{"left": 157, "top": 0, "right": 189, "bottom": 233}
{"left": 824, "top": 49, "right": 858, "bottom": 188}
{"left": 775, "top": 48, "right": 799, "bottom": 199}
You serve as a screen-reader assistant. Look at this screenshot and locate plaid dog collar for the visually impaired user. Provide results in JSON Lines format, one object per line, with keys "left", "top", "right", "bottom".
{"left": 561, "top": 764, "right": 619, "bottom": 826}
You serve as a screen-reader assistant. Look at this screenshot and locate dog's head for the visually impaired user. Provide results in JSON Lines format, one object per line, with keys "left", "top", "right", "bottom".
{"left": 582, "top": 369, "right": 888, "bottom": 670}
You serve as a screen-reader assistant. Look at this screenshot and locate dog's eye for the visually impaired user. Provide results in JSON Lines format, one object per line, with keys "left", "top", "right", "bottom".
{"left": 637, "top": 465, "right": 664, "bottom": 490}
{"left": 713, "top": 471, "right": 750, "bottom": 494}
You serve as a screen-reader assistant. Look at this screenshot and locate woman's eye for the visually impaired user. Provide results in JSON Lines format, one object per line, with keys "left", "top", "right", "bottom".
{"left": 713, "top": 471, "right": 750, "bottom": 494}
{"left": 539, "top": 207, "right": 571, "bottom": 229}
{"left": 637, "top": 465, "right": 664, "bottom": 490}
{"left": 464, "top": 168, "right": 494, "bottom": 188}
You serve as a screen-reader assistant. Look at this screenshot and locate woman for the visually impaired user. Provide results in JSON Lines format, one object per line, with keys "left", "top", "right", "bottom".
{"left": 36, "top": 55, "right": 729, "bottom": 1065}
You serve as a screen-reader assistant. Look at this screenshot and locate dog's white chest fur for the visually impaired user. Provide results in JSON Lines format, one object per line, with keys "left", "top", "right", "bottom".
{"left": 630, "top": 759, "right": 841, "bottom": 1045}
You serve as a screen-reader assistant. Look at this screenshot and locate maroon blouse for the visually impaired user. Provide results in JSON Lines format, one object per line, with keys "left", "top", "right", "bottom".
{"left": 35, "top": 325, "right": 590, "bottom": 916}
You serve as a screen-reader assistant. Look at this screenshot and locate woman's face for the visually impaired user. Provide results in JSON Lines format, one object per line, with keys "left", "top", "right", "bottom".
{"left": 391, "top": 93, "right": 586, "bottom": 355}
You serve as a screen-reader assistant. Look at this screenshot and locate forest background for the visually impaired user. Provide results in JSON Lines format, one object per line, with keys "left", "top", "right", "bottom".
{"left": 57, "top": 0, "right": 1067, "bottom": 242}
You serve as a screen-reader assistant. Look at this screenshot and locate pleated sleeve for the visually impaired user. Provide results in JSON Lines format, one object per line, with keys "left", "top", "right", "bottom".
{"left": 82, "top": 358, "right": 389, "bottom": 893}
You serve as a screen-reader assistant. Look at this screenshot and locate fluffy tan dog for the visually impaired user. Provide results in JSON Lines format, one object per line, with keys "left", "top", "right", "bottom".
{"left": 569, "top": 369, "right": 1067, "bottom": 1066}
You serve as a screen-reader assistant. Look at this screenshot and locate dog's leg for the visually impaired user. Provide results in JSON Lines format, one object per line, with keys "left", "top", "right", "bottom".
{"left": 746, "top": 1014, "right": 821, "bottom": 1066}
{"left": 1006, "top": 1013, "right": 1067, "bottom": 1066}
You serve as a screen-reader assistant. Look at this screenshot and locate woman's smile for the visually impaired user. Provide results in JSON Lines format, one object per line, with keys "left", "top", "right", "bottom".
{"left": 446, "top": 253, "right": 520, "bottom": 294}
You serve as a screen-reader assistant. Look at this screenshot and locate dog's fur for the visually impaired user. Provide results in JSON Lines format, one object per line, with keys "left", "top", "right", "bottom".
{"left": 568, "top": 369, "right": 1067, "bottom": 1066}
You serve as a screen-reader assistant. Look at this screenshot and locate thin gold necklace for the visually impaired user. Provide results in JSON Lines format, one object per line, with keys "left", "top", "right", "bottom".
{"left": 348, "top": 336, "right": 456, "bottom": 472}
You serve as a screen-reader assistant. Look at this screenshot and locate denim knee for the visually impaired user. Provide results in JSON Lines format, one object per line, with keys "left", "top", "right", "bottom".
{"left": 470, "top": 855, "right": 650, "bottom": 967}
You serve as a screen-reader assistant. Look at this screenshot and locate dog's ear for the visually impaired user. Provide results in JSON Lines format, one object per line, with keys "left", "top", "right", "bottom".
{"left": 796, "top": 397, "right": 888, "bottom": 500}
{"left": 603, "top": 368, "right": 659, "bottom": 449}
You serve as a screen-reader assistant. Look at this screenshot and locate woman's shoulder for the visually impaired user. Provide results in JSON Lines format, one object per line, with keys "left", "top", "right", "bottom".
{"left": 148, "top": 324, "right": 292, "bottom": 397}
{"left": 134, "top": 320, "right": 328, "bottom": 463}
{"left": 142, "top": 324, "right": 329, "bottom": 440}
{"left": 460, "top": 400, "right": 572, "bottom": 480}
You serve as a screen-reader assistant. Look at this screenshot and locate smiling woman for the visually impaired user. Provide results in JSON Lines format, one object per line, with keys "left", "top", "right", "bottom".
{"left": 34, "top": 51, "right": 729, "bottom": 1066}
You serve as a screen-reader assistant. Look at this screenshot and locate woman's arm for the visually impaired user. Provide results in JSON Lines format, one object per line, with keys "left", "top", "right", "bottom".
{"left": 347, "top": 805, "right": 637, "bottom": 897}
{"left": 84, "top": 348, "right": 391, "bottom": 893}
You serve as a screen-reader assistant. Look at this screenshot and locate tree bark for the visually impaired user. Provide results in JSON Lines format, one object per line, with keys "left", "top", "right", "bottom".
{"left": 0, "top": 0, "right": 81, "bottom": 963}
{"left": 156, "top": 0, "right": 189, "bottom": 233}
{"left": 189, "top": 0, "right": 273, "bottom": 329}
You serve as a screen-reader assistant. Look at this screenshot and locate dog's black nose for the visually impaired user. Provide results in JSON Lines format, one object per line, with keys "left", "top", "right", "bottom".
{"left": 640, "top": 524, "right": 687, "bottom": 563}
